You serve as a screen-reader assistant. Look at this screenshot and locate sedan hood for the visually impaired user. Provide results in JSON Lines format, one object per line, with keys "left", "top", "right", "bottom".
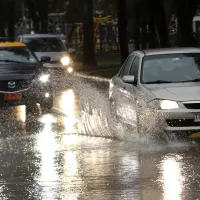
{"left": 35, "top": 52, "right": 67, "bottom": 61}
{"left": 0, "top": 63, "right": 39, "bottom": 80}
{"left": 144, "top": 83, "right": 200, "bottom": 101}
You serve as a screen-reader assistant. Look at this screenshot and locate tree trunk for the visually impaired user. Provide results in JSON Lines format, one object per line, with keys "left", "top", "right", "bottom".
{"left": 144, "top": 0, "right": 156, "bottom": 49}
{"left": 82, "top": 0, "right": 96, "bottom": 68}
{"left": 7, "top": 0, "right": 15, "bottom": 40}
{"left": 35, "top": 0, "right": 48, "bottom": 33}
{"left": 132, "top": 2, "right": 141, "bottom": 50}
{"left": 27, "top": 0, "right": 39, "bottom": 32}
{"left": 0, "top": 0, "right": 16, "bottom": 39}
{"left": 153, "top": 0, "right": 168, "bottom": 47}
{"left": 117, "top": 0, "right": 129, "bottom": 64}
{"left": 176, "top": 0, "right": 199, "bottom": 46}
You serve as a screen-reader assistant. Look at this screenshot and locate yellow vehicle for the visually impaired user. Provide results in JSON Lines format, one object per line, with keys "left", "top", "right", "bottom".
{"left": 0, "top": 42, "right": 53, "bottom": 113}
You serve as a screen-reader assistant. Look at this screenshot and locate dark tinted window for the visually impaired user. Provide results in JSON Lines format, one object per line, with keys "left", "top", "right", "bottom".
{"left": 23, "top": 37, "right": 66, "bottom": 52}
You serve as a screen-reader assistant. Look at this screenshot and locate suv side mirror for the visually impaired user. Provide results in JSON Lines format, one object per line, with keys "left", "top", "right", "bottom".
{"left": 68, "top": 48, "right": 75, "bottom": 54}
{"left": 122, "top": 75, "right": 136, "bottom": 84}
{"left": 40, "top": 56, "right": 51, "bottom": 63}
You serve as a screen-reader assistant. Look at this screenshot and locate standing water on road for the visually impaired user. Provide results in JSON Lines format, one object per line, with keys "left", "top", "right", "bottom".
{"left": 0, "top": 74, "right": 199, "bottom": 199}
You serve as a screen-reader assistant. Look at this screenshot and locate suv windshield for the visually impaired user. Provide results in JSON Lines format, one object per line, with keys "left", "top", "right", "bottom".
{"left": 141, "top": 53, "right": 200, "bottom": 84}
{"left": 0, "top": 46, "right": 38, "bottom": 64}
{"left": 23, "top": 37, "right": 66, "bottom": 52}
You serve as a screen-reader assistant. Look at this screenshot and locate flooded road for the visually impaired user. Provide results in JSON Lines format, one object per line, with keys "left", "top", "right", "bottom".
{"left": 0, "top": 72, "right": 200, "bottom": 199}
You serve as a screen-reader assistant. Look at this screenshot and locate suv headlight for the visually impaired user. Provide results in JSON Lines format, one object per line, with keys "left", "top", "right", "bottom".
{"left": 149, "top": 100, "right": 179, "bottom": 110}
{"left": 61, "top": 56, "right": 70, "bottom": 66}
{"left": 39, "top": 74, "right": 50, "bottom": 83}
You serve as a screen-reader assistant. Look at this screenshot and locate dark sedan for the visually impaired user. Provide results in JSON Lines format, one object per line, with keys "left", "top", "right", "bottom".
{"left": 0, "top": 42, "right": 53, "bottom": 113}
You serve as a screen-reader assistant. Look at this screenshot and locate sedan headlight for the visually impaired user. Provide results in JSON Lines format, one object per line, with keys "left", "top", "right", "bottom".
{"left": 149, "top": 100, "right": 179, "bottom": 110}
{"left": 61, "top": 56, "right": 70, "bottom": 66}
{"left": 160, "top": 100, "right": 179, "bottom": 109}
{"left": 39, "top": 74, "right": 50, "bottom": 83}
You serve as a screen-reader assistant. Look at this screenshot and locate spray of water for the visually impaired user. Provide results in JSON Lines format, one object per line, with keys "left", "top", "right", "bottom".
{"left": 51, "top": 72, "right": 194, "bottom": 145}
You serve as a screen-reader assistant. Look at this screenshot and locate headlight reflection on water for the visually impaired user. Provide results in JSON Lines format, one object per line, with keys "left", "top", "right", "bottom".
{"left": 161, "top": 156, "right": 184, "bottom": 200}
{"left": 36, "top": 115, "right": 59, "bottom": 198}
{"left": 56, "top": 134, "right": 82, "bottom": 199}
{"left": 40, "top": 114, "right": 56, "bottom": 124}
{"left": 35, "top": 115, "right": 81, "bottom": 199}
{"left": 17, "top": 105, "right": 26, "bottom": 123}
{"left": 60, "top": 89, "right": 78, "bottom": 134}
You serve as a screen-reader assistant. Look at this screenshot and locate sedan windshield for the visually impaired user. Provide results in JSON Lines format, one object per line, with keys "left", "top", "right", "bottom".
{"left": 141, "top": 53, "right": 200, "bottom": 84}
{"left": 0, "top": 47, "right": 38, "bottom": 64}
{"left": 23, "top": 37, "right": 66, "bottom": 52}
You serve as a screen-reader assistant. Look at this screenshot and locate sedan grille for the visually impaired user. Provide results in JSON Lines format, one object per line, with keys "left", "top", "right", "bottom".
{"left": 0, "top": 80, "right": 31, "bottom": 92}
{"left": 184, "top": 103, "right": 200, "bottom": 109}
{"left": 166, "top": 119, "right": 200, "bottom": 127}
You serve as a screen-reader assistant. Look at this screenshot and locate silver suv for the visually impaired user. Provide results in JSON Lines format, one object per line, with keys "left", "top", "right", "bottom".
{"left": 16, "top": 34, "right": 74, "bottom": 73}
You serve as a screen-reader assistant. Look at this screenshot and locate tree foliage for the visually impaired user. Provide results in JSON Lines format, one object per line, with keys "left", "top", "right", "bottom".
{"left": 126, "top": 0, "right": 199, "bottom": 49}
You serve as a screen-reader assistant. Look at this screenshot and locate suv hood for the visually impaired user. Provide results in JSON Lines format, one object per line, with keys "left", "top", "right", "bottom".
{"left": 35, "top": 52, "right": 67, "bottom": 61}
{"left": 144, "top": 83, "right": 200, "bottom": 102}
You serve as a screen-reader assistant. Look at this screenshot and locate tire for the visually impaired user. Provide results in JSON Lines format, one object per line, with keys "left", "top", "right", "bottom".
{"left": 40, "top": 97, "right": 53, "bottom": 114}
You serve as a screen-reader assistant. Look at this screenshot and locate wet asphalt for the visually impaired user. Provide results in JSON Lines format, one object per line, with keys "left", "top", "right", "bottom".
{"left": 0, "top": 71, "right": 200, "bottom": 200}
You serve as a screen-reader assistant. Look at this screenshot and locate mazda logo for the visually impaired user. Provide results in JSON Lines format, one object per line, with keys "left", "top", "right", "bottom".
{"left": 8, "top": 81, "right": 16, "bottom": 89}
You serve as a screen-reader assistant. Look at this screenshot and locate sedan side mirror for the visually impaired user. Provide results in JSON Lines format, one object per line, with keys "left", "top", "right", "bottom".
{"left": 122, "top": 75, "right": 136, "bottom": 84}
{"left": 40, "top": 56, "right": 51, "bottom": 63}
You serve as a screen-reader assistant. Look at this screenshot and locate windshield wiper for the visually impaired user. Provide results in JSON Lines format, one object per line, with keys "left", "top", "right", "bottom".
{"left": 0, "top": 60, "right": 26, "bottom": 64}
{"left": 145, "top": 80, "right": 173, "bottom": 84}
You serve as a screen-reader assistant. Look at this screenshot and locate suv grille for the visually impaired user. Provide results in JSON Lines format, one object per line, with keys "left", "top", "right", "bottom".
{"left": 0, "top": 80, "right": 31, "bottom": 92}
{"left": 184, "top": 103, "right": 200, "bottom": 109}
{"left": 50, "top": 60, "right": 61, "bottom": 64}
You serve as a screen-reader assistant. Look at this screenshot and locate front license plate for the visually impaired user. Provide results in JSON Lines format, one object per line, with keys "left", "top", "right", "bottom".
{"left": 4, "top": 93, "right": 21, "bottom": 101}
{"left": 194, "top": 114, "right": 200, "bottom": 122}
